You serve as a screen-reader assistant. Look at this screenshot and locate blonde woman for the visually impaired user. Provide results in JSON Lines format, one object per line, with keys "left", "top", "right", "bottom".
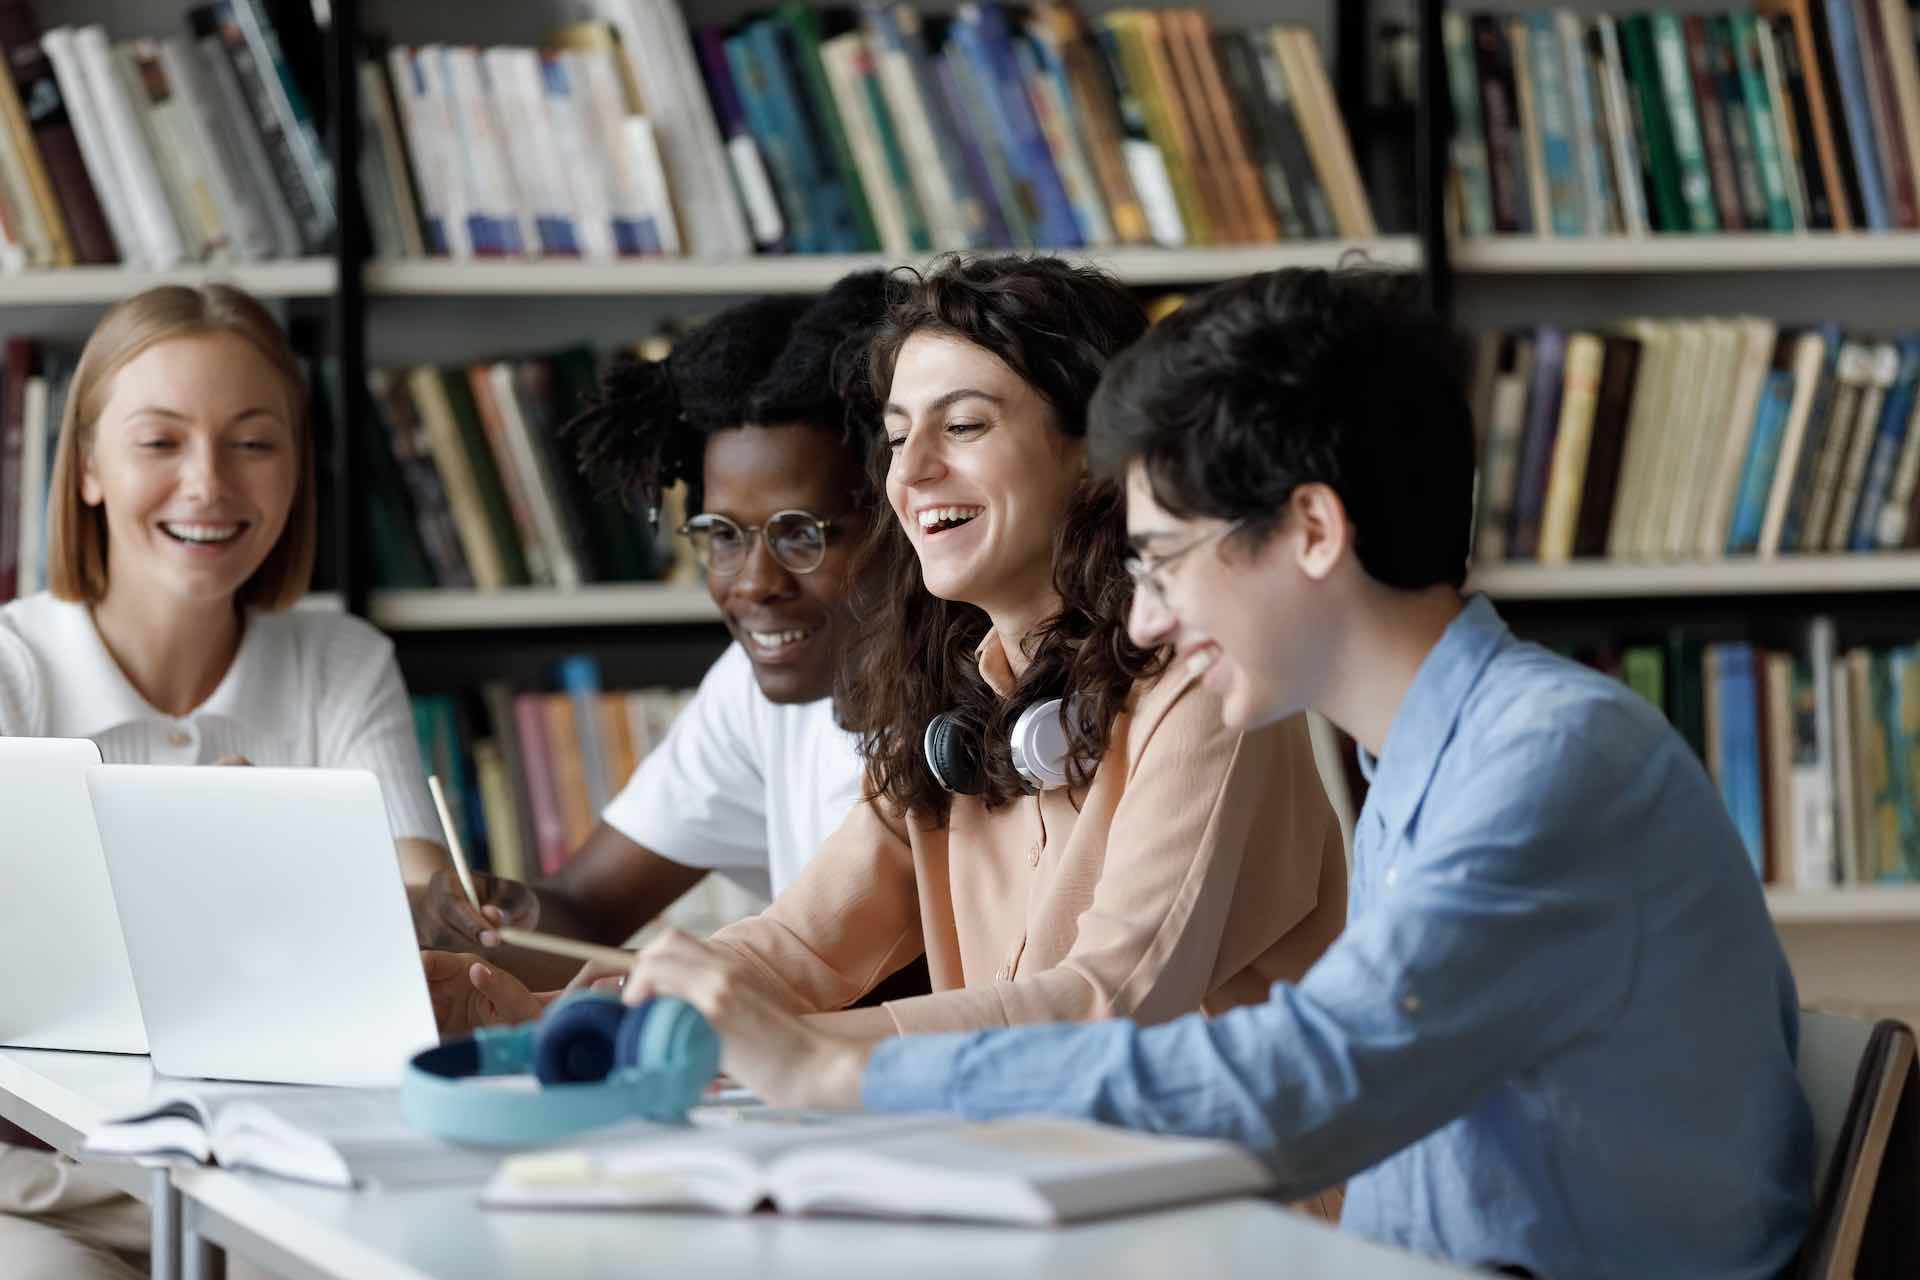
{"left": 0, "top": 285, "right": 446, "bottom": 1279}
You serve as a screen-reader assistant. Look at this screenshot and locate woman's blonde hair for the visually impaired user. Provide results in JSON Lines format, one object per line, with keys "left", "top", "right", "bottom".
{"left": 47, "top": 284, "right": 315, "bottom": 609}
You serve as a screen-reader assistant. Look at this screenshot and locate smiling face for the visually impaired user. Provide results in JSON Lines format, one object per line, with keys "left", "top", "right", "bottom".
{"left": 81, "top": 333, "right": 300, "bottom": 612}
{"left": 700, "top": 421, "right": 865, "bottom": 704}
{"left": 1123, "top": 465, "right": 1328, "bottom": 731}
{"left": 882, "top": 332, "right": 1085, "bottom": 626}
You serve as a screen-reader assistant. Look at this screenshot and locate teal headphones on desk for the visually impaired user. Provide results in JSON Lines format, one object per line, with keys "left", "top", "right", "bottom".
{"left": 402, "top": 992, "right": 720, "bottom": 1146}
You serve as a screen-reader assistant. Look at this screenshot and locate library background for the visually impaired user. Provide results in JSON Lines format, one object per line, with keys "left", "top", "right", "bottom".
{"left": 0, "top": 0, "right": 1914, "bottom": 1020}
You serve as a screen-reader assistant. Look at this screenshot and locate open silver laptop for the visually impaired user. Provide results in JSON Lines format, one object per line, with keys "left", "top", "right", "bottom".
{"left": 85, "top": 766, "right": 437, "bottom": 1086}
{"left": 0, "top": 737, "right": 147, "bottom": 1054}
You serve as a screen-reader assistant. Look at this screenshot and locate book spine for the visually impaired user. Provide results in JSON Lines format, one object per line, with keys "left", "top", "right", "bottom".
{"left": 1558, "top": 15, "right": 1611, "bottom": 237}
{"left": 1650, "top": 13, "right": 1719, "bottom": 231}
{"left": 724, "top": 31, "right": 813, "bottom": 254}
{"left": 893, "top": 4, "right": 996, "bottom": 246}
{"left": 1506, "top": 327, "right": 1567, "bottom": 560}
{"left": 1825, "top": 341, "right": 1899, "bottom": 549}
{"left": 1, "top": 16, "right": 115, "bottom": 263}
{"left": 1682, "top": 15, "right": 1745, "bottom": 230}
{"left": 694, "top": 25, "right": 784, "bottom": 251}
{"left": 1246, "top": 30, "right": 1328, "bottom": 238}
{"left": 958, "top": 4, "right": 1081, "bottom": 248}
{"left": 1443, "top": 12, "right": 1494, "bottom": 237}
{"left": 512, "top": 694, "right": 569, "bottom": 875}
{"left": 1525, "top": 16, "right": 1583, "bottom": 236}
{"left": 1617, "top": 17, "right": 1685, "bottom": 232}
{"left": 1820, "top": 0, "right": 1889, "bottom": 228}
{"left": 1852, "top": 0, "right": 1918, "bottom": 229}
{"left": 1595, "top": 18, "right": 1650, "bottom": 236}
{"left": 1707, "top": 18, "right": 1769, "bottom": 229}
{"left": 224, "top": 0, "right": 333, "bottom": 247}
{"left": 1728, "top": 370, "right": 1793, "bottom": 553}
{"left": 1850, "top": 340, "right": 1920, "bottom": 549}
{"left": 1731, "top": 15, "right": 1797, "bottom": 229}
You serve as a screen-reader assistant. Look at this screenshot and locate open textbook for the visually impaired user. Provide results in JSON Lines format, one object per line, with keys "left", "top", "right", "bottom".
{"left": 83, "top": 1083, "right": 504, "bottom": 1188}
{"left": 484, "top": 1113, "right": 1274, "bottom": 1225}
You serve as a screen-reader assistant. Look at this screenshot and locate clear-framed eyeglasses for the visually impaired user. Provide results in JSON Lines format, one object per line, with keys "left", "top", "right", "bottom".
{"left": 678, "top": 510, "right": 839, "bottom": 577}
{"left": 1123, "top": 519, "right": 1245, "bottom": 608}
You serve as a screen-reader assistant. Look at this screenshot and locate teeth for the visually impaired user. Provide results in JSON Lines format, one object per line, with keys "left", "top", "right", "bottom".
{"left": 917, "top": 505, "right": 985, "bottom": 530}
{"left": 749, "top": 628, "right": 813, "bottom": 649}
{"left": 163, "top": 523, "right": 241, "bottom": 544}
{"left": 1185, "top": 648, "right": 1217, "bottom": 678}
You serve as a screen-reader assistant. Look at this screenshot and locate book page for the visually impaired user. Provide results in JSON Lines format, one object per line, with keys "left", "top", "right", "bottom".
{"left": 220, "top": 1090, "right": 498, "bottom": 1187}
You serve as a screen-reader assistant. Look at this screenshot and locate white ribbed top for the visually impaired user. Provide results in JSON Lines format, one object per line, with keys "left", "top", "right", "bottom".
{"left": 0, "top": 592, "right": 438, "bottom": 844}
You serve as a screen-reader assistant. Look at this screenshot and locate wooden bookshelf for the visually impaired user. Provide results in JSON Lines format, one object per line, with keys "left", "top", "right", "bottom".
{"left": 1470, "top": 553, "right": 1920, "bottom": 600}
{"left": 1453, "top": 232, "right": 1920, "bottom": 274}
{"left": 363, "top": 240, "right": 1421, "bottom": 296}
{"left": 368, "top": 584, "right": 719, "bottom": 630}
{"left": 0, "top": 258, "right": 338, "bottom": 304}
{"left": 1767, "top": 886, "right": 1920, "bottom": 924}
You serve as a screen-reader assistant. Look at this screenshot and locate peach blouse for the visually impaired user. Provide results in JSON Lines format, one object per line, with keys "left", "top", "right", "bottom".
{"left": 709, "top": 629, "right": 1347, "bottom": 1035}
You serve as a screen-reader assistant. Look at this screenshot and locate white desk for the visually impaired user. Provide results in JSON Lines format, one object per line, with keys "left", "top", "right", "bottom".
{"left": 0, "top": 1047, "right": 1476, "bottom": 1280}
{"left": 0, "top": 1047, "right": 182, "bottom": 1279}
{"left": 173, "top": 1173, "right": 1477, "bottom": 1280}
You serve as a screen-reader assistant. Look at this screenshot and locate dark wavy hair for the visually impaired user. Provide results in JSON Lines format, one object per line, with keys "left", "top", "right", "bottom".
{"left": 566, "top": 270, "right": 890, "bottom": 516}
{"left": 1089, "top": 266, "right": 1474, "bottom": 590}
{"left": 839, "top": 255, "right": 1159, "bottom": 821}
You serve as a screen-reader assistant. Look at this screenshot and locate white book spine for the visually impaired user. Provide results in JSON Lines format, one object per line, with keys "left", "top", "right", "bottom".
{"left": 74, "top": 27, "right": 186, "bottom": 267}
{"left": 413, "top": 47, "right": 476, "bottom": 258}
{"left": 571, "top": 50, "right": 651, "bottom": 254}
{"left": 194, "top": 29, "right": 300, "bottom": 259}
{"left": 125, "top": 42, "right": 224, "bottom": 261}
{"left": 0, "top": 175, "right": 28, "bottom": 271}
{"left": 1123, "top": 139, "right": 1185, "bottom": 247}
{"left": 486, "top": 48, "right": 578, "bottom": 258}
{"left": 39, "top": 27, "right": 141, "bottom": 266}
{"left": 445, "top": 46, "right": 532, "bottom": 257}
{"left": 596, "top": 0, "right": 752, "bottom": 258}
{"left": 161, "top": 37, "right": 272, "bottom": 261}
{"left": 385, "top": 47, "right": 453, "bottom": 257}
{"left": 623, "top": 116, "right": 681, "bottom": 256}
{"left": 17, "top": 375, "right": 47, "bottom": 596}
{"left": 537, "top": 52, "right": 616, "bottom": 259}
{"left": 726, "top": 134, "right": 784, "bottom": 249}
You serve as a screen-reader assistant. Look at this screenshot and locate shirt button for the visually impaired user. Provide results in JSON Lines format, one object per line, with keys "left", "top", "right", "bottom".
{"left": 995, "top": 965, "right": 1012, "bottom": 982}
{"left": 167, "top": 729, "right": 191, "bottom": 747}
{"left": 1384, "top": 865, "right": 1399, "bottom": 889}
{"left": 1401, "top": 993, "right": 1422, "bottom": 1015}
{"left": 1028, "top": 842, "right": 1042, "bottom": 867}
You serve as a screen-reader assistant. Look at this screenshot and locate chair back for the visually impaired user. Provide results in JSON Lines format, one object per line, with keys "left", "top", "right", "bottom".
{"left": 1792, "top": 1012, "right": 1918, "bottom": 1280}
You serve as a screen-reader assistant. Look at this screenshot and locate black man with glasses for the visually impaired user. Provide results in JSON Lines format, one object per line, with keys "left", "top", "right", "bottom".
{"left": 414, "top": 275, "right": 916, "bottom": 1033}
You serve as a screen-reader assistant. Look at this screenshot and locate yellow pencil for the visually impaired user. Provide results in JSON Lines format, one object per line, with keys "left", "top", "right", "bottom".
{"left": 495, "top": 927, "right": 637, "bottom": 971}
{"left": 427, "top": 774, "right": 481, "bottom": 911}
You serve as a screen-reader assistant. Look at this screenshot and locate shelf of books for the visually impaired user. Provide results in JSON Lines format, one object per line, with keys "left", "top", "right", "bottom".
{"left": 363, "top": 240, "right": 1421, "bottom": 296}
{"left": 1471, "top": 553, "right": 1920, "bottom": 600}
{"left": 0, "top": 258, "right": 337, "bottom": 305}
{"left": 369, "top": 583, "right": 717, "bottom": 631}
{"left": 1441, "top": 7, "right": 1920, "bottom": 262}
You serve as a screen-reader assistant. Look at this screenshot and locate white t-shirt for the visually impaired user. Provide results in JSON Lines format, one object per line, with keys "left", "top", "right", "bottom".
{"left": 0, "top": 592, "right": 440, "bottom": 844}
{"left": 601, "top": 642, "right": 865, "bottom": 901}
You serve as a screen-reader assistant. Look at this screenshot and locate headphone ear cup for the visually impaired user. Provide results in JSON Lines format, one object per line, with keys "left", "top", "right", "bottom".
{"left": 613, "top": 997, "right": 723, "bottom": 1114}
{"left": 532, "top": 993, "right": 628, "bottom": 1085}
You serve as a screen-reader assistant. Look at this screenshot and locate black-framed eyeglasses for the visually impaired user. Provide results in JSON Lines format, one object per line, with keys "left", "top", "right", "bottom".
{"left": 677, "top": 510, "right": 840, "bottom": 576}
{"left": 1123, "top": 519, "right": 1245, "bottom": 608}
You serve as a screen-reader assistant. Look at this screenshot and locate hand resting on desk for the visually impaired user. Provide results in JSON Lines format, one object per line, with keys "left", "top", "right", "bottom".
{"left": 413, "top": 868, "right": 540, "bottom": 950}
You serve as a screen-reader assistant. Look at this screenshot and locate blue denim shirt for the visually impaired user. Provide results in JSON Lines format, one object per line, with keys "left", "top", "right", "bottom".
{"left": 864, "top": 596, "right": 1810, "bottom": 1278}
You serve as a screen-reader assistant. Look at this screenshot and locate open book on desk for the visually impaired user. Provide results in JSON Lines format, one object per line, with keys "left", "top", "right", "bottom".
{"left": 485, "top": 1113, "right": 1274, "bottom": 1225}
{"left": 83, "top": 1083, "right": 503, "bottom": 1188}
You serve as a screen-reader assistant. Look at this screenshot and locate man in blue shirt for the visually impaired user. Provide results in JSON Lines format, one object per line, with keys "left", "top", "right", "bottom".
{"left": 623, "top": 267, "right": 1811, "bottom": 1278}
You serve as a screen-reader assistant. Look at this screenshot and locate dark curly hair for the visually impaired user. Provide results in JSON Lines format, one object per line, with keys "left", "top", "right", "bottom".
{"left": 1088, "top": 266, "right": 1474, "bottom": 590}
{"left": 567, "top": 270, "right": 890, "bottom": 517}
{"left": 838, "top": 255, "right": 1160, "bottom": 822}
